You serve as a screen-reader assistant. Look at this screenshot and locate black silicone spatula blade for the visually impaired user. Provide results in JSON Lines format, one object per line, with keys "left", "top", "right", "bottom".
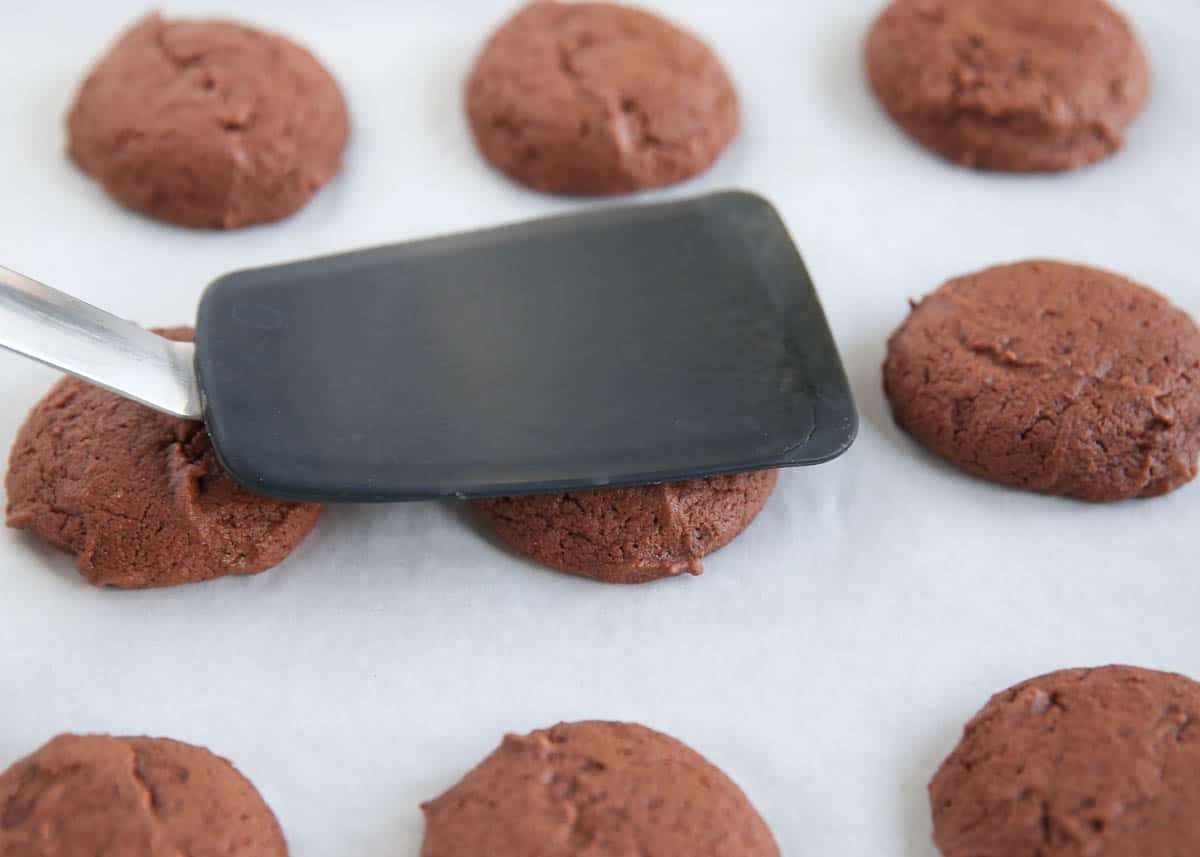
{"left": 194, "top": 191, "right": 857, "bottom": 502}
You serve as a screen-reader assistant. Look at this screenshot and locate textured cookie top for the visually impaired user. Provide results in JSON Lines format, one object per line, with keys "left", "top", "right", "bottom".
{"left": 865, "top": 0, "right": 1148, "bottom": 171}
{"left": 421, "top": 721, "right": 779, "bottom": 857}
{"left": 5, "top": 328, "right": 322, "bottom": 588}
{"left": 67, "top": 12, "right": 349, "bottom": 228}
{"left": 471, "top": 470, "right": 777, "bottom": 583}
{"left": 931, "top": 666, "right": 1200, "bottom": 857}
{"left": 465, "top": 1, "right": 738, "bottom": 194}
{"left": 0, "top": 734, "right": 287, "bottom": 857}
{"left": 884, "top": 261, "right": 1200, "bottom": 500}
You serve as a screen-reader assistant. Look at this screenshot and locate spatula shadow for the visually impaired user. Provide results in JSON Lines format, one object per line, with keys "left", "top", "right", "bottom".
{"left": 441, "top": 495, "right": 700, "bottom": 590}
{"left": 439, "top": 498, "right": 610, "bottom": 588}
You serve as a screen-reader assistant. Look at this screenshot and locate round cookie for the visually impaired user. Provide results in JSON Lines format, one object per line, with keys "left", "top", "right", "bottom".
{"left": 883, "top": 261, "right": 1200, "bottom": 501}
{"left": 470, "top": 470, "right": 777, "bottom": 583}
{"left": 465, "top": 1, "right": 738, "bottom": 195}
{"left": 421, "top": 720, "right": 780, "bottom": 857}
{"left": 5, "top": 327, "right": 322, "bottom": 589}
{"left": 930, "top": 665, "right": 1200, "bottom": 857}
{"left": 67, "top": 12, "right": 349, "bottom": 228}
{"left": 865, "top": 0, "right": 1149, "bottom": 172}
{"left": 0, "top": 733, "right": 287, "bottom": 856}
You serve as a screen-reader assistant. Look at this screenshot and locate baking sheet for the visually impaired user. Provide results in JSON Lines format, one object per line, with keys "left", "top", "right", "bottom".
{"left": 1, "top": 1, "right": 1197, "bottom": 854}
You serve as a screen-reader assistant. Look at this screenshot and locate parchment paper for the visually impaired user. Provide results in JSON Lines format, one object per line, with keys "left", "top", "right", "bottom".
{"left": 1, "top": 2, "right": 1196, "bottom": 854}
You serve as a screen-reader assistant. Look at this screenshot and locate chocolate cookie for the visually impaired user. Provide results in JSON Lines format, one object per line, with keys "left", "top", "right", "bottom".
{"left": 465, "top": 1, "right": 738, "bottom": 195}
{"left": 931, "top": 666, "right": 1200, "bottom": 857}
{"left": 6, "top": 327, "right": 322, "bottom": 589}
{"left": 883, "top": 261, "right": 1200, "bottom": 501}
{"left": 421, "top": 720, "right": 779, "bottom": 857}
{"left": 0, "top": 733, "right": 287, "bottom": 856}
{"left": 471, "top": 470, "right": 777, "bottom": 583}
{"left": 865, "top": 0, "right": 1149, "bottom": 171}
{"left": 67, "top": 12, "right": 349, "bottom": 228}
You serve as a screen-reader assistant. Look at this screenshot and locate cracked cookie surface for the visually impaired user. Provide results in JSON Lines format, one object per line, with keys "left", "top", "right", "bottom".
{"left": 67, "top": 12, "right": 349, "bottom": 228}
{"left": 883, "top": 260, "right": 1200, "bottom": 501}
{"left": 465, "top": 1, "right": 738, "bottom": 195}
{"left": 931, "top": 665, "right": 1200, "bottom": 857}
{"left": 471, "top": 470, "right": 777, "bottom": 583}
{"left": 865, "top": 0, "right": 1149, "bottom": 171}
{"left": 0, "top": 733, "right": 287, "bottom": 857}
{"left": 5, "top": 327, "right": 322, "bottom": 589}
{"left": 421, "top": 720, "right": 779, "bottom": 857}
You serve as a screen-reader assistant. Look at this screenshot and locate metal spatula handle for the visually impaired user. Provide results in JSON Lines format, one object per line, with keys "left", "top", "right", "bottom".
{"left": 0, "top": 265, "right": 202, "bottom": 419}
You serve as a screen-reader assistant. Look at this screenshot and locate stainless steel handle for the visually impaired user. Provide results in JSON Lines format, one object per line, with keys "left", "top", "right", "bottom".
{"left": 0, "top": 265, "right": 202, "bottom": 419}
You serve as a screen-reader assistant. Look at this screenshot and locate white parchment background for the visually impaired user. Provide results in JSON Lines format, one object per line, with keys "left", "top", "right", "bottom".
{"left": 1, "top": 1, "right": 1196, "bottom": 854}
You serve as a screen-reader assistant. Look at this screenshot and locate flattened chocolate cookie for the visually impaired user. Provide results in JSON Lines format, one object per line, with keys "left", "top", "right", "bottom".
{"left": 471, "top": 470, "right": 777, "bottom": 583}
{"left": 465, "top": 1, "right": 738, "bottom": 195}
{"left": 6, "top": 328, "right": 322, "bottom": 589}
{"left": 883, "top": 261, "right": 1200, "bottom": 501}
{"left": 68, "top": 12, "right": 349, "bottom": 228}
{"left": 865, "top": 0, "right": 1149, "bottom": 171}
{"left": 421, "top": 721, "right": 779, "bottom": 857}
{"left": 0, "top": 734, "right": 287, "bottom": 856}
{"left": 931, "top": 666, "right": 1200, "bottom": 857}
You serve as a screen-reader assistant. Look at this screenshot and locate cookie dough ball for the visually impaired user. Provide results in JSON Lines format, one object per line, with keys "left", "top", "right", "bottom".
{"left": 5, "top": 327, "right": 322, "bottom": 588}
{"left": 883, "top": 261, "right": 1200, "bottom": 500}
{"left": 931, "top": 666, "right": 1200, "bottom": 857}
{"left": 471, "top": 470, "right": 777, "bottom": 583}
{"left": 0, "top": 733, "right": 287, "bottom": 856}
{"left": 865, "top": 0, "right": 1149, "bottom": 171}
{"left": 67, "top": 12, "right": 349, "bottom": 228}
{"left": 465, "top": 1, "right": 738, "bottom": 195}
{"left": 421, "top": 720, "right": 779, "bottom": 857}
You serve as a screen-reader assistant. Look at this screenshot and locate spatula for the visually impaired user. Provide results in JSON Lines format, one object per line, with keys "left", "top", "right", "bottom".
{"left": 0, "top": 191, "right": 856, "bottom": 502}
